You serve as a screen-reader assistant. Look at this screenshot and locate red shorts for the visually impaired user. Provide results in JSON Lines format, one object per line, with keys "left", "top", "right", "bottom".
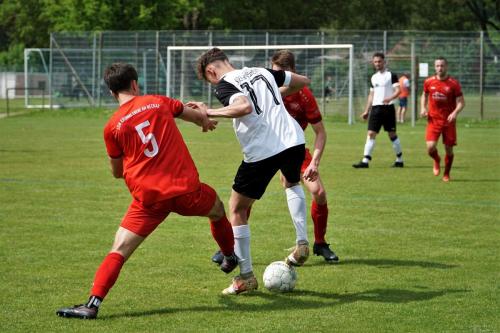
{"left": 300, "top": 148, "right": 312, "bottom": 174}
{"left": 120, "top": 183, "right": 216, "bottom": 237}
{"left": 426, "top": 121, "right": 457, "bottom": 146}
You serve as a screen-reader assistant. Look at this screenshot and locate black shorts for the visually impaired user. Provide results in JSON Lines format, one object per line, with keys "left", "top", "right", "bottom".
{"left": 368, "top": 105, "right": 396, "bottom": 133}
{"left": 233, "top": 144, "right": 305, "bottom": 200}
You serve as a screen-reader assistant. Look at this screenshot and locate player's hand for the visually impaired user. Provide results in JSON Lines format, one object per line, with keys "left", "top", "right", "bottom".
{"left": 447, "top": 111, "right": 457, "bottom": 123}
{"left": 420, "top": 109, "right": 428, "bottom": 118}
{"left": 203, "top": 118, "right": 218, "bottom": 132}
{"left": 361, "top": 111, "right": 369, "bottom": 120}
{"left": 302, "top": 165, "right": 318, "bottom": 182}
{"left": 186, "top": 101, "right": 207, "bottom": 112}
{"left": 382, "top": 97, "right": 392, "bottom": 104}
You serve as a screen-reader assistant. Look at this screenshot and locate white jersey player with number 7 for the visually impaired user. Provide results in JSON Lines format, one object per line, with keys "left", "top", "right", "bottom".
{"left": 192, "top": 47, "right": 312, "bottom": 295}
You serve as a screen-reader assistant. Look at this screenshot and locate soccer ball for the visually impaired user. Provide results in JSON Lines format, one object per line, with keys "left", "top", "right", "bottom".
{"left": 262, "top": 261, "right": 297, "bottom": 292}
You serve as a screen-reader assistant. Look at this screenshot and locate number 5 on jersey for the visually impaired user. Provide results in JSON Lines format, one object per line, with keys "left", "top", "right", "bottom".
{"left": 135, "top": 120, "right": 159, "bottom": 157}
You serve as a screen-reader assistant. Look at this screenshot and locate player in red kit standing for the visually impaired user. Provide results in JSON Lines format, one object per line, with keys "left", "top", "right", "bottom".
{"left": 421, "top": 57, "right": 465, "bottom": 182}
{"left": 56, "top": 63, "right": 237, "bottom": 319}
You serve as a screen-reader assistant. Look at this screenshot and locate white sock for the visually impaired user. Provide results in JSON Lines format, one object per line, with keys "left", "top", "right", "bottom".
{"left": 285, "top": 185, "right": 308, "bottom": 244}
{"left": 363, "top": 137, "right": 375, "bottom": 163}
{"left": 232, "top": 225, "right": 252, "bottom": 275}
{"left": 391, "top": 137, "right": 403, "bottom": 162}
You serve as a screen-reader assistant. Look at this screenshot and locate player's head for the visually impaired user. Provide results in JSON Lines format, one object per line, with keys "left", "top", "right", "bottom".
{"left": 271, "top": 50, "right": 296, "bottom": 72}
{"left": 372, "top": 52, "right": 385, "bottom": 71}
{"left": 197, "top": 48, "right": 230, "bottom": 84}
{"left": 104, "top": 63, "right": 139, "bottom": 97}
{"left": 434, "top": 57, "right": 448, "bottom": 77}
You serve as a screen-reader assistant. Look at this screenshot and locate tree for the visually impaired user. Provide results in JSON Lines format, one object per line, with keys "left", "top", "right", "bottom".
{"left": 466, "top": 0, "right": 500, "bottom": 55}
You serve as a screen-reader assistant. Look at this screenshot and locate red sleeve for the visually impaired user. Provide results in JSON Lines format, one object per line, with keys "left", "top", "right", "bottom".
{"left": 423, "top": 78, "right": 429, "bottom": 94}
{"left": 158, "top": 95, "right": 184, "bottom": 117}
{"left": 453, "top": 79, "right": 463, "bottom": 98}
{"left": 299, "top": 87, "right": 322, "bottom": 124}
{"left": 103, "top": 122, "right": 122, "bottom": 159}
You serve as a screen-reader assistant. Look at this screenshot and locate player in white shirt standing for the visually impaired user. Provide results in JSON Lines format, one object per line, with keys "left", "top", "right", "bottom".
{"left": 193, "top": 47, "right": 312, "bottom": 295}
{"left": 353, "top": 52, "right": 404, "bottom": 168}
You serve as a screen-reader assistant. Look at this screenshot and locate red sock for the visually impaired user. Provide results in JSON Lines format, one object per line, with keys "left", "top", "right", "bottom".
{"left": 210, "top": 215, "right": 234, "bottom": 256}
{"left": 444, "top": 154, "right": 454, "bottom": 176}
{"left": 90, "top": 252, "right": 125, "bottom": 299}
{"left": 311, "top": 201, "right": 328, "bottom": 244}
{"left": 429, "top": 149, "right": 440, "bottom": 162}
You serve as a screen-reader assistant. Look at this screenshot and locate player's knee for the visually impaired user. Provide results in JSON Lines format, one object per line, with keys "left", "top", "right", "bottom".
{"left": 313, "top": 190, "right": 327, "bottom": 204}
{"left": 208, "top": 197, "right": 225, "bottom": 220}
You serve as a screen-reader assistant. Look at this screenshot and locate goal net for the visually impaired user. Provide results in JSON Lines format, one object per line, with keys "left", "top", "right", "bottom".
{"left": 167, "top": 44, "right": 355, "bottom": 124}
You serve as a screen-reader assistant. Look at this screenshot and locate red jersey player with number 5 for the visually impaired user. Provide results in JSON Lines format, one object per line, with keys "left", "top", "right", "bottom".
{"left": 56, "top": 63, "right": 237, "bottom": 319}
{"left": 421, "top": 57, "right": 465, "bottom": 182}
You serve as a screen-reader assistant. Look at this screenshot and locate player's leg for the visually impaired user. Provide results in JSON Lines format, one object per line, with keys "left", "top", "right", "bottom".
{"left": 400, "top": 106, "right": 407, "bottom": 123}
{"left": 56, "top": 227, "right": 146, "bottom": 319}
{"left": 279, "top": 144, "right": 310, "bottom": 266}
{"left": 174, "top": 183, "right": 238, "bottom": 273}
{"left": 354, "top": 107, "right": 381, "bottom": 168}
{"left": 385, "top": 105, "right": 403, "bottom": 167}
{"left": 426, "top": 123, "right": 442, "bottom": 176}
{"left": 222, "top": 190, "right": 258, "bottom": 295}
{"left": 222, "top": 159, "right": 276, "bottom": 295}
{"left": 303, "top": 174, "right": 339, "bottom": 262}
{"left": 442, "top": 124, "right": 457, "bottom": 182}
{"left": 56, "top": 200, "right": 166, "bottom": 319}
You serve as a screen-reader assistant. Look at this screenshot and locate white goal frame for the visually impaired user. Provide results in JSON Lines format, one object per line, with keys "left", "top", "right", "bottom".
{"left": 167, "top": 44, "right": 354, "bottom": 124}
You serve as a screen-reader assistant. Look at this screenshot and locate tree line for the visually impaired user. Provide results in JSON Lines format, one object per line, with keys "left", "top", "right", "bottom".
{"left": 0, "top": 0, "right": 498, "bottom": 70}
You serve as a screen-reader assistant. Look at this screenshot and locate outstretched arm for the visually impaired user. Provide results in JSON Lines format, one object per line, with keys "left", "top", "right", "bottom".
{"left": 206, "top": 95, "right": 253, "bottom": 118}
{"left": 178, "top": 104, "right": 217, "bottom": 132}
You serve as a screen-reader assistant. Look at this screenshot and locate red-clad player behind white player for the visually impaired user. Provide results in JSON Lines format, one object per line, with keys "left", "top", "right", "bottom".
{"left": 56, "top": 63, "right": 237, "bottom": 319}
{"left": 421, "top": 57, "right": 465, "bottom": 182}
{"left": 271, "top": 50, "right": 339, "bottom": 262}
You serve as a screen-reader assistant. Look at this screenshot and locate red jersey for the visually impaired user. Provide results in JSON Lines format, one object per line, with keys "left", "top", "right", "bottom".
{"left": 282, "top": 87, "right": 322, "bottom": 130}
{"left": 423, "top": 76, "right": 463, "bottom": 124}
{"left": 103, "top": 95, "right": 199, "bottom": 205}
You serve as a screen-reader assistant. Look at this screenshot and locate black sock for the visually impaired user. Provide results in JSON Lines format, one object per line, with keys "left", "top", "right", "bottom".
{"left": 86, "top": 295, "right": 103, "bottom": 309}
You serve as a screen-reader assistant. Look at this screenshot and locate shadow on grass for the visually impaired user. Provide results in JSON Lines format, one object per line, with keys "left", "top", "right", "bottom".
{"left": 101, "top": 287, "right": 467, "bottom": 319}
{"left": 334, "top": 258, "right": 458, "bottom": 269}
{"left": 449, "top": 179, "right": 500, "bottom": 183}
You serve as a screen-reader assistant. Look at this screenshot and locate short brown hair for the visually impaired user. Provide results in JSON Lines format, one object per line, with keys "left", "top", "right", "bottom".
{"left": 103, "top": 63, "right": 138, "bottom": 94}
{"left": 373, "top": 52, "right": 385, "bottom": 59}
{"left": 435, "top": 56, "right": 448, "bottom": 64}
{"left": 196, "top": 48, "right": 228, "bottom": 80}
{"left": 271, "top": 50, "right": 296, "bottom": 72}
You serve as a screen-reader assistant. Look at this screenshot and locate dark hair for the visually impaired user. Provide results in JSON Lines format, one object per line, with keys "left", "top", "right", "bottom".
{"left": 271, "top": 50, "right": 296, "bottom": 72}
{"left": 435, "top": 56, "right": 448, "bottom": 64}
{"left": 372, "top": 52, "right": 385, "bottom": 59}
{"left": 196, "top": 48, "right": 229, "bottom": 80}
{"left": 103, "top": 63, "right": 138, "bottom": 94}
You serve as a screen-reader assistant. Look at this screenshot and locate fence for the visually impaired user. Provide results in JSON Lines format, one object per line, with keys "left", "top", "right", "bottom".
{"left": 23, "top": 30, "right": 500, "bottom": 120}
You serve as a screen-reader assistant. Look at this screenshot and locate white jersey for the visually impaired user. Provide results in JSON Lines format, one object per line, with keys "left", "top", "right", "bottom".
{"left": 370, "top": 70, "right": 399, "bottom": 106}
{"left": 214, "top": 67, "right": 305, "bottom": 162}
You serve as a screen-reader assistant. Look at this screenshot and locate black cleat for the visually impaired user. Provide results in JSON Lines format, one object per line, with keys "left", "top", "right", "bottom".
{"left": 392, "top": 161, "right": 404, "bottom": 168}
{"left": 211, "top": 250, "right": 224, "bottom": 265}
{"left": 220, "top": 253, "right": 239, "bottom": 274}
{"left": 352, "top": 161, "right": 369, "bottom": 168}
{"left": 56, "top": 304, "right": 98, "bottom": 319}
{"left": 313, "top": 243, "right": 339, "bottom": 263}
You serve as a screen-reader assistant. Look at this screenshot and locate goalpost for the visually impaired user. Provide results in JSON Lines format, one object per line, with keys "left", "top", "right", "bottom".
{"left": 166, "top": 44, "right": 355, "bottom": 124}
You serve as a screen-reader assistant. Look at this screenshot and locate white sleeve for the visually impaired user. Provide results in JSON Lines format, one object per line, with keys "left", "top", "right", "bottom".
{"left": 283, "top": 71, "right": 292, "bottom": 86}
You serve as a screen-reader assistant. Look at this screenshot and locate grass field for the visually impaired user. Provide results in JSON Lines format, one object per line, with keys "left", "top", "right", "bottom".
{"left": 0, "top": 108, "right": 499, "bottom": 332}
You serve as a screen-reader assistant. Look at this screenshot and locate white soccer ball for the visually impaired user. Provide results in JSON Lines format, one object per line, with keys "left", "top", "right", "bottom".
{"left": 262, "top": 261, "right": 297, "bottom": 292}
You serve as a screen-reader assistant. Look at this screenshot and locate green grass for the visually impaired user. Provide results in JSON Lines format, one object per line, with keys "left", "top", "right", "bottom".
{"left": 0, "top": 108, "right": 499, "bottom": 332}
